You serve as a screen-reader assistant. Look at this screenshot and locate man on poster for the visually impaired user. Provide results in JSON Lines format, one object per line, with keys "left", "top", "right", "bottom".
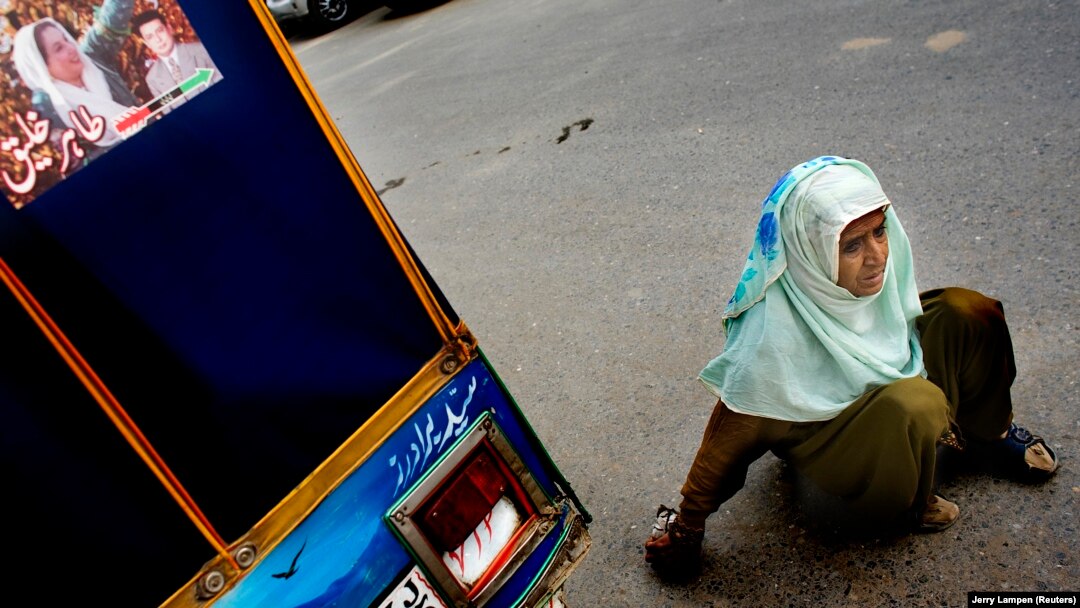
{"left": 132, "top": 9, "right": 220, "bottom": 102}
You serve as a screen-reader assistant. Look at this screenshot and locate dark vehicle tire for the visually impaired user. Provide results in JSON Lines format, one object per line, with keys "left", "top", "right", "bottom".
{"left": 307, "top": 0, "right": 351, "bottom": 29}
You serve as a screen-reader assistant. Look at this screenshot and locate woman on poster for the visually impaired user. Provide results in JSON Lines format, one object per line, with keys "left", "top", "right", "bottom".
{"left": 11, "top": 0, "right": 138, "bottom": 158}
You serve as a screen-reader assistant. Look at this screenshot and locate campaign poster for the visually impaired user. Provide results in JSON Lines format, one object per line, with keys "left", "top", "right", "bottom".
{"left": 0, "top": 0, "right": 222, "bottom": 208}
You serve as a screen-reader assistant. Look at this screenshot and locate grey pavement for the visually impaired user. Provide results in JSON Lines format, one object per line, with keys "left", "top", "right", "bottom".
{"left": 289, "top": 0, "right": 1079, "bottom": 605}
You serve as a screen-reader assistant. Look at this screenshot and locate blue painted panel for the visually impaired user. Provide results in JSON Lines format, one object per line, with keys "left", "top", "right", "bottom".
{"left": 215, "top": 358, "right": 561, "bottom": 608}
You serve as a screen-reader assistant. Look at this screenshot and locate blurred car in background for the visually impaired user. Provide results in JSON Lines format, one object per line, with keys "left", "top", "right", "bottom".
{"left": 266, "top": 0, "right": 353, "bottom": 30}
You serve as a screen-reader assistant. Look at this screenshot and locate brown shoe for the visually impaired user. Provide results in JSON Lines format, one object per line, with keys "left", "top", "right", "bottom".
{"left": 915, "top": 494, "right": 960, "bottom": 533}
{"left": 644, "top": 506, "right": 704, "bottom": 579}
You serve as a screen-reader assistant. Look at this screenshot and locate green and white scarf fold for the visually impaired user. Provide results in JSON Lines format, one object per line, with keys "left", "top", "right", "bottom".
{"left": 699, "top": 156, "right": 925, "bottom": 422}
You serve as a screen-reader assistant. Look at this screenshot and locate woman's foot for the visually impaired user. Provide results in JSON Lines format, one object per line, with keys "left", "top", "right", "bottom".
{"left": 969, "top": 423, "right": 1059, "bottom": 483}
{"left": 915, "top": 494, "right": 960, "bottom": 533}
{"left": 643, "top": 506, "right": 704, "bottom": 579}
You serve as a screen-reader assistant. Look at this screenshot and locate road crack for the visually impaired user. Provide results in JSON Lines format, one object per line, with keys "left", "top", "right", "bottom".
{"left": 556, "top": 118, "right": 594, "bottom": 143}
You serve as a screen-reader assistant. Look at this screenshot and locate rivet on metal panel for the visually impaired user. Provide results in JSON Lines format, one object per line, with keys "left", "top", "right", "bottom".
{"left": 439, "top": 354, "right": 460, "bottom": 375}
{"left": 393, "top": 510, "right": 406, "bottom": 523}
{"left": 233, "top": 543, "right": 257, "bottom": 569}
{"left": 196, "top": 570, "right": 226, "bottom": 599}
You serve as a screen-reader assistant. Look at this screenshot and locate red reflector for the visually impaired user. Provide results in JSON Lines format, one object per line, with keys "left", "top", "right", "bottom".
{"left": 417, "top": 447, "right": 511, "bottom": 551}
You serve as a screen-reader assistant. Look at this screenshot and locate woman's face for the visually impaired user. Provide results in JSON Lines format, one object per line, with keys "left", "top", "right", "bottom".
{"left": 37, "top": 24, "right": 84, "bottom": 85}
{"left": 836, "top": 209, "right": 889, "bottom": 296}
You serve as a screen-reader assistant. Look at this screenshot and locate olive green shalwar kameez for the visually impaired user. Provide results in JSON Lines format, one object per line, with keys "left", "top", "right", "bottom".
{"left": 678, "top": 287, "right": 1015, "bottom": 526}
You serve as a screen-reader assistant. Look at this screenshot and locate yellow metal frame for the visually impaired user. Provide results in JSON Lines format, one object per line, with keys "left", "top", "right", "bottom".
{"left": 0, "top": 256, "right": 235, "bottom": 567}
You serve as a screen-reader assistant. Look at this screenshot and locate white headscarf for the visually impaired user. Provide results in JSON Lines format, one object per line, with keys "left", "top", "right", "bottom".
{"left": 12, "top": 18, "right": 129, "bottom": 147}
{"left": 699, "top": 157, "right": 925, "bottom": 422}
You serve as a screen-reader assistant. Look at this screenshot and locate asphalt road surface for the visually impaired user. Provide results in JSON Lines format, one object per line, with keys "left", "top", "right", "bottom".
{"left": 288, "top": 0, "right": 1079, "bottom": 605}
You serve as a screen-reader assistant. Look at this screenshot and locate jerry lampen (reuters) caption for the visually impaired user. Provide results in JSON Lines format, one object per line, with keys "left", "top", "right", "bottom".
{"left": 968, "top": 592, "right": 1078, "bottom": 606}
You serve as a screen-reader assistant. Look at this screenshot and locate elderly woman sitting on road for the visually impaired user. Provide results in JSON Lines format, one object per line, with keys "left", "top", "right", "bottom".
{"left": 644, "top": 156, "right": 1058, "bottom": 574}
